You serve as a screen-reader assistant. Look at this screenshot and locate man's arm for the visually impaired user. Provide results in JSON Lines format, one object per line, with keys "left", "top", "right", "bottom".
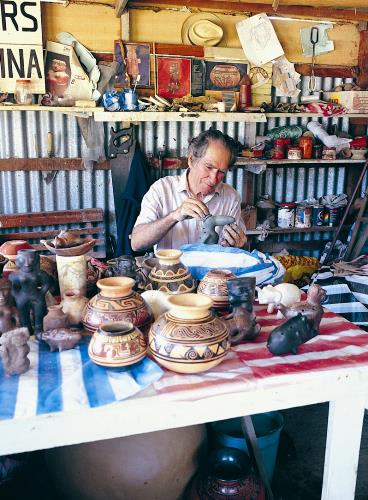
{"left": 131, "top": 197, "right": 209, "bottom": 252}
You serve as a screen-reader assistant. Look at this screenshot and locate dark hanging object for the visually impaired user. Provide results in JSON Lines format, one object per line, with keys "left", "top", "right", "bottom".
{"left": 200, "top": 215, "right": 235, "bottom": 244}
{"left": 224, "top": 277, "right": 261, "bottom": 344}
{"left": 267, "top": 314, "right": 317, "bottom": 355}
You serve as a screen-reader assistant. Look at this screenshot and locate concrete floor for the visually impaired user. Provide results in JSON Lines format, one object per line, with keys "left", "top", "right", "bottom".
{"left": 1, "top": 403, "right": 368, "bottom": 499}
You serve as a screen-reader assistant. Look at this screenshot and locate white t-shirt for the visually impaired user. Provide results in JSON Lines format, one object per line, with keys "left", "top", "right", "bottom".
{"left": 134, "top": 170, "right": 245, "bottom": 250}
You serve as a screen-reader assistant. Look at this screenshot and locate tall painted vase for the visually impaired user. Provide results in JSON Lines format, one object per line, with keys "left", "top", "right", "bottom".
{"left": 56, "top": 254, "right": 87, "bottom": 297}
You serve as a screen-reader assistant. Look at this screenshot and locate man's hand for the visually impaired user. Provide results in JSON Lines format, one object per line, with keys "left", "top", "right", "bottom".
{"left": 172, "top": 197, "right": 209, "bottom": 222}
{"left": 220, "top": 223, "right": 247, "bottom": 248}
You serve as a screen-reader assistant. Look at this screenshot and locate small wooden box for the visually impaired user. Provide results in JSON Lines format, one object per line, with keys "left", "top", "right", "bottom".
{"left": 241, "top": 206, "right": 257, "bottom": 229}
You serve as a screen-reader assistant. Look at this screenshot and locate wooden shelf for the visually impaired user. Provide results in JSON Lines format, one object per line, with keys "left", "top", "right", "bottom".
{"left": 235, "top": 158, "right": 366, "bottom": 166}
{"left": 247, "top": 225, "right": 350, "bottom": 235}
{"left": 0, "top": 104, "right": 105, "bottom": 118}
{"left": 93, "top": 110, "right": 267, "bottom": 123}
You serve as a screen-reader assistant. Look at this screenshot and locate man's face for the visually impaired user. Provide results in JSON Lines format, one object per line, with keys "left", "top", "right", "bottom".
{"left": 188, "top": 141, "right": 230, "bottom": 197}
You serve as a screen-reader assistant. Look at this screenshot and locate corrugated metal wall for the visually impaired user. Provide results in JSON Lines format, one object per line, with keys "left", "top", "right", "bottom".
{"left": 0, "top": 75, "right": 367, "bottom": 256}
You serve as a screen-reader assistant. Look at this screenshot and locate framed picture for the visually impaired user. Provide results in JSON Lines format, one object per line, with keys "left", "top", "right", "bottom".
{"left": 114, "top": 41, "right": 150, "bottom": 87}
{"left": 204, "top": 61, "right": 248, "bottom": 92}
{"left": 156, "top": 56, "right": 191, "bottom": 99}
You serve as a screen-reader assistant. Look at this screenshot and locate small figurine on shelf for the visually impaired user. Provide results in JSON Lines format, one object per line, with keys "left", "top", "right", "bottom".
{"left": 0, "top": 327, "right": 30, "bottom": 375}
{"left": 9, "top": 250, "right": 53, "bottom": 335}
{"left": 0, "top": 278, "right": 20, "bottom": 335}
{"left": 267, "top": 313, "right": 317, "bottom": 355}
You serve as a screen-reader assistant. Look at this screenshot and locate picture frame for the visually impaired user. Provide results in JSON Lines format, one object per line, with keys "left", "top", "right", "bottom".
{"left": 204, "top": 61, "right": 248, "bottom": 92}
{"left": 156, "top": 56, "right": 191, "bottom": 99}
{"left": 113, "top": 40, "right": 151, "bottom": 87}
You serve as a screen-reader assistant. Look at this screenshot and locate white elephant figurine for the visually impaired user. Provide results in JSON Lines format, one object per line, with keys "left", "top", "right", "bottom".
{"left": 256, "top": 283, "right": 302, "bottom": 316}
{"left": 141, "top": 290, "right": 171, "bottom": 320}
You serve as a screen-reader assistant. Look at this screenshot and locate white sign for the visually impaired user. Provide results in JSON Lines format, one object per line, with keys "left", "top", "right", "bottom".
{"left": 0, "top": 0, "right": 45, "bottom": 92}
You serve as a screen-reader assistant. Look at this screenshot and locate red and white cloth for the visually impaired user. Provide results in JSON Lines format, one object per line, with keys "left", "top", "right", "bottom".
{"left": 153, "top": 305, "right": 368, "bottom": 401}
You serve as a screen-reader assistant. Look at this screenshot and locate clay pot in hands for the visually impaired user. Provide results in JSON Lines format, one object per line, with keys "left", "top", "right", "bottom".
{"left": 61, "top": 289, "right": 89, "bottom": 326}
{"left": 43, "top": 304, "right": 70, "bottom": 331}
{"left": 197, "top": 269, "right": 236, "bottom": 311}
{"left": 88, "top": 321, "right": 147, "bottom": 368}
{"left": 146, "top": 249, "right": 196, "bottom": 294}
{"left": 83, "top": 277, "right": 153, "bottom": 335}
{"left": 149, "top": 293, "right": 230, "bottom": 373}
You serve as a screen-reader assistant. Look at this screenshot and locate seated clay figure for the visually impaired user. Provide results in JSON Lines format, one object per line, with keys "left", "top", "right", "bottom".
{"left": 0, "top": 327, "right": 30, "bottom": 375}
{"left": 0, "top": 278, "right": 20, "bottom": 335}
{"left": 277, "top": 283, "right": 327, "bottom": 332}
{"left": 9, "top": 250, "right": 53, "bottom": 334}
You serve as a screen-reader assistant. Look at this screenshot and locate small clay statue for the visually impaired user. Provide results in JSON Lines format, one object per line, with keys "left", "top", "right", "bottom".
{"left": 52, "top": 230, "right": 82, "bottom": 248}
{"left": 41, "top": 328, "right": 82, "bottom": 352}
{"left": 104, "top": 255, "right": 143, "bottom": 290}
{"left": 200, "top": 215, "right": 235, "bottom": 244}
{"left": 9, "top": 250, "right": 53, "bottom": 335}
{"left": 267, "top": 314, "right": 318, "bottom": 355}
{"left": 0, "top": 278, "right": 20, "bottom": 335}
{"left": 0, "top": 327, "right": 30, "bottom": 375}
{"left": 276, "top": 284, "right": 327, "bottom": 332}
{"left": 224, "top": 277, "right": 261, "bottom": 344}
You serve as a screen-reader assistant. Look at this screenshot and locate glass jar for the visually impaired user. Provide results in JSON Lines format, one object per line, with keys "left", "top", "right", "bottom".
{"left": 287, "top": 146, "right": 302, "bottom": 160}
{"left": 298, "top": 136, "right": 313, "bottom": 159}
{"left": 14, "top": 79, "right": 33, "bottom": 105}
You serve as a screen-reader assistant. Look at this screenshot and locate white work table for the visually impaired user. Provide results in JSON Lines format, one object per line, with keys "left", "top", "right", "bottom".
{"left": 1, "top": 305, "right": 368, "bottom": 500}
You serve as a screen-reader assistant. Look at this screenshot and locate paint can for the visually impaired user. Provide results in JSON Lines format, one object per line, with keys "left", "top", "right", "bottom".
{"left": 277, "top": 203, "right": 296, "bottom": 228}
{"left": 295, "top": 205, "right": 312, "bottom": 228}
{"left": 312, "top": 205, "right": 325, "bottom": 226}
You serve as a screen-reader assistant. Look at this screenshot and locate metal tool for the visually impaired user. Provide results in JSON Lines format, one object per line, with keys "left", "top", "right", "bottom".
{"left": 43, "top": 131, "right": 58, "bottom": 184}
{"left": 108, "top": 126, "right": 134, "bottom": 158}
{"left": 308, "top": 26, "right": 319, "bottom": 93}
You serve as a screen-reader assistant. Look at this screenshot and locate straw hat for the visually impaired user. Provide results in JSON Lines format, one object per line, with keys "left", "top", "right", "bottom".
{"left": 181, "top": 13, "right": 226, "bottom": 47}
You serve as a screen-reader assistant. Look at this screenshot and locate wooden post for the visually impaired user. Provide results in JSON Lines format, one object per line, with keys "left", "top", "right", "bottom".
{"left": 357, "top": 24, "right": 368, "bottom": 89}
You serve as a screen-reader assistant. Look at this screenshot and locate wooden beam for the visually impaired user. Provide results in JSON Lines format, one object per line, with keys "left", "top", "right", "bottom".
{"left": 295, "top": 64, "right": 358, "bottom": 79}
{"left": 116, "top": 0, "right": 128, "bottom": 16}
{"left": 0, "top": 158, "right": 111, "bottom": 172}
{"left": 128, "top": 0, "right": 368, "bottom": 21}
{"left": 357, "top": 29, "right": 368, "bottom": 89}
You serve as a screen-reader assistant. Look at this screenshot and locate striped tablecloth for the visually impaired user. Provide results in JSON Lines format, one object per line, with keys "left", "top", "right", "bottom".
{"left": 1, "top": 306, "right": 367, "bottom": 421}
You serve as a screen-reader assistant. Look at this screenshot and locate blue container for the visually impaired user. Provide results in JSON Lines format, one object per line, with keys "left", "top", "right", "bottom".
{"left": 210, "top": 411, "right": 284, "bottom": 482}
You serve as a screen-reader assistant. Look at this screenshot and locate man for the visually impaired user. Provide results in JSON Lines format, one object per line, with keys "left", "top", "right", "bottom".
{"left": 131, "top": 129, "right": 247, "bottom": 252}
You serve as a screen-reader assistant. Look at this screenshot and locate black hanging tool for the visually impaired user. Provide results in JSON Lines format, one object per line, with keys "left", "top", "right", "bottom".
{"left": 108, "top": 126, "right": 134, "bottom": 158}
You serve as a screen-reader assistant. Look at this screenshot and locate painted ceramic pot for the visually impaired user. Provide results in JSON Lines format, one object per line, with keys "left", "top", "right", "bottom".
{"left": 83, "top": 277, "right": 153, "bottom": 334}
{"left": 56, "top": 254, "right": 87, "bottom": 297}
{"left": 61, "top": 289, "right": 89, "bottom": 326}
{"left": 186, "top": 448, "right": 265, "bottom": 500}
{"left": 197, "top": 269, "right": 236, "bottom": 311}
{"left": 0, "top": 240, "right": 33, "bottom": 277}
{"left": 43, "top": 304, "right": 70, "bottom": 331}
{"left": 149, "top": 293, "right": 230, "bottom": 373}
{"left": 146, "top": 249, "right": 196, "bottom": 295}
{"left": 88, "top": 321, "right": 147, "bottom": 367}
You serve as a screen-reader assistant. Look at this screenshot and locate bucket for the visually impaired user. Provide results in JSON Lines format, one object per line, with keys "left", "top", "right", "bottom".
{"left": 210, "top": 411, "right": 284, "bottom": 482}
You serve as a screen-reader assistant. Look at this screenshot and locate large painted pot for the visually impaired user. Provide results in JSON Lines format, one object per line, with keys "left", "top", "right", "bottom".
{"left": 197, "top": 269, "right": 236, "bottom": 311}
{"left": 88, "top": 321, "right": 147, "bottom": 367}
{"left": 149, "top": 293, "right": 230, "bottom": 373}
{"left": 146, "top": 249, "right": 196, "bottom": 294}
{"left": 83, "top": 277, "right": 153, "bottom": 334}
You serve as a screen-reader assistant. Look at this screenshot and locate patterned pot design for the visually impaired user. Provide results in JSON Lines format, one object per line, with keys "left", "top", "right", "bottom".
{"left": 146, "top": 249, "right": 196, "bottom": 295}
{"left": 197, "top": 269, "right": 236, "bottom": 310}
{"left": 148, "top": 294, "right": 230, "bottom": 373}
{"left": 88, "top": 321, "right": 147, "bottom": 367}
{"left": 83, "top": 277, "right": 153, "bottom": 334}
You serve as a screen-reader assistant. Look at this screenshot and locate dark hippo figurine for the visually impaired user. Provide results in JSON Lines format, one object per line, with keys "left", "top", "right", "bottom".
{"left": 277, "top": 284, "right": 327, "bottom": 332}
{"left": 41, "top": 328, "right": 82, "bottom": 352}
{"left": 267, "top": 314, "right": 318, "bottom": 355}
{"left": 200, "top": 215, "right": 235, "bottom": 244}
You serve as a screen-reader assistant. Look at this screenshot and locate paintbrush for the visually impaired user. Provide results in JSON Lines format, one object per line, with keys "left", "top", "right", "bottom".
{"left": 132, "top": 74, "right": 141, "bottom": 94}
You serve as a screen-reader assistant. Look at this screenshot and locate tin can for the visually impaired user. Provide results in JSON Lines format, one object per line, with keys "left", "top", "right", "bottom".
{"left": 313, "top": 144, "right": 323, "bottom": 159}
{"left": 273, "top": 138, "right": 286, "bottom": 159}
{"left": 287, "top": 146, "right": 302, "bottom": 160}
{"left": 295, "top": 205, "right": 312, "bottom": 228}
{"left": 312, "top": 205, "right": 325, "bottom": 226}
{"left": 328, "top": 207, "right": 340, "bottom": 227}
{"left": 277, "top": 203, "right": 296, "bottom": 228}
{"left": 322, "top": 147, "right": 336, "bottom": 160}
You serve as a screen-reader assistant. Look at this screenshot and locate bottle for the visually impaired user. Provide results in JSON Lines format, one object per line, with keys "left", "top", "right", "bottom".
{"left": 238, "top": 74, "right": 251, "bottom": 111}
{"left": 14, "top": 79, "right": 33, "bottom": 105}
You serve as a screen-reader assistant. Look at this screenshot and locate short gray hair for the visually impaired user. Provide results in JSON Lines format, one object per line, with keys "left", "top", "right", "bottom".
{"left": 188, "top": 129, "right": 239, "bottom": 167}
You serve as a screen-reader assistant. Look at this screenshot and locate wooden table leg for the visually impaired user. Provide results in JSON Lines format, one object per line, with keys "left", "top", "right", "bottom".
{"left": 321, "top": 394, "right": 365, "bottom": 500}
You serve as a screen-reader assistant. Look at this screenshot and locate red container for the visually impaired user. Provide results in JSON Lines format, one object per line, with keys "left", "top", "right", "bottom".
{"left": 273, "top": 138, "right": 286, "bottom": 159}
{"left": 298, "top": 136, "right": 313, "bottom": 159}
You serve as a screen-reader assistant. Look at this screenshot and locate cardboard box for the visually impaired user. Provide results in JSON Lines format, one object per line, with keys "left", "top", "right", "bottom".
{"left": 241, "top": 206, "right": 257, "bottom": 229}
{"left": 325, "top": 91, "right": 368, "bottom": 113}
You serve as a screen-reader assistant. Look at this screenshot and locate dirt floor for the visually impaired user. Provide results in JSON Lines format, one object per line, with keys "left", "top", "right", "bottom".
{"left": 1, "top": 403, "right": 368, "bottom": 499}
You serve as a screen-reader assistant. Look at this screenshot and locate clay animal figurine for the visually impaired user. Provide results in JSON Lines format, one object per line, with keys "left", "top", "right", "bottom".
{"left": 41, "top": 328, "right": 82, "bottom": 352}
{"left": 277, "top": 283, "right": 327, "bottom": 332}
{"left": 9, "top": 250, "right": 53, "bottom": 335}
{"left": 0, "top": 278, "right": 20, "bottom": 335}
{"left": 52, "top": 230, "right": 82, "bottom": 248}
{"left": 267, "top": 314, "right": 318, "bottom": 355}
{"left": 256, "top": 283, "right": 302, "bottom": 315}
{"left": 0, "top": 327, "right": 30, "bottom": 375}
{"left": 200, "top": 215, "right": 235, "bottom": 244}
{"left": 224, "top": 277, "right": 261, "bottom": 344}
